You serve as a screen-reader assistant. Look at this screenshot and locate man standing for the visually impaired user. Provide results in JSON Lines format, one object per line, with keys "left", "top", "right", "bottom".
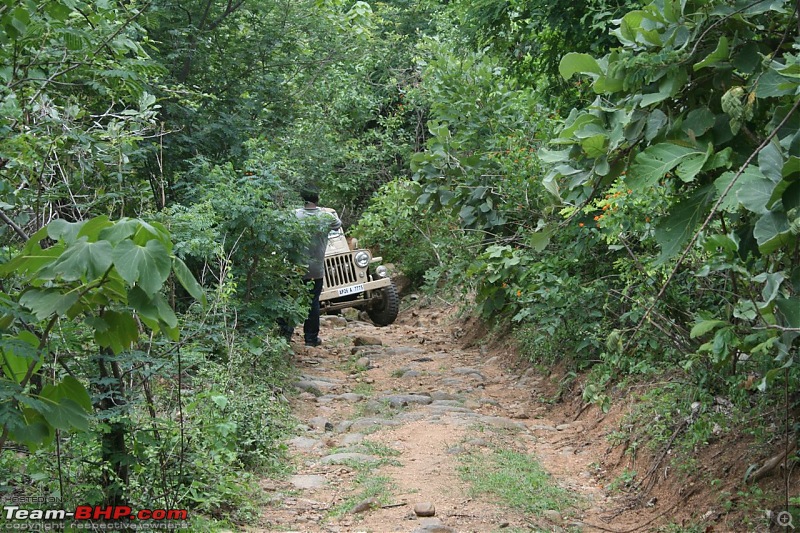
{"left": 290, "top": 186, "right": 342, "bottom": 347}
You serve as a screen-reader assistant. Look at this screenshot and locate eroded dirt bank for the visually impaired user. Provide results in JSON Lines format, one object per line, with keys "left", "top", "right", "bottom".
{"left": 249, "top": 303, "right": 744, "bottom": 533}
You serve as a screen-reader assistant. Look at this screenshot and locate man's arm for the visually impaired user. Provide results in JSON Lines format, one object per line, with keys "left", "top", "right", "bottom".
{"left": 321, "top": 207, "right": 342, "bottom": 231}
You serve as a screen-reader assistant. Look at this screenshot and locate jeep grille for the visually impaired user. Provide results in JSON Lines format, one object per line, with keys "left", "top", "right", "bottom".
{"left": 324, "top": 253, "right": 357, "bottom": 288}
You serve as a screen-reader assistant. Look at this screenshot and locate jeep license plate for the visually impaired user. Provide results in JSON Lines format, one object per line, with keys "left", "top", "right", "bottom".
{"left": 338, "top": 284, "right": 364, "bottom": 296}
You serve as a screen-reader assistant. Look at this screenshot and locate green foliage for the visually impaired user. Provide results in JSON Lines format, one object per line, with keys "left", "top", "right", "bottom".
{"left": 0, "top": 0, "right": 163, "bottom": 232}
{"left": 447, "top": 0, "right": 639, "bottom": 103}
{"left": 0, "top": 216, "right": 201, "bottom": 451}
{"left": 352, "top": 179, "right": 475, "bottom": 285}
{"left": 164, "top": 146, "right": 313, "bottom": 330}
{"left": 541, "top": 0, "right": 799, "bottom": 394}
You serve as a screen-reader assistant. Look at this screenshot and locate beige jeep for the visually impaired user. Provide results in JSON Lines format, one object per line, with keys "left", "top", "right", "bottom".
{"left": 320, "top": 215, "right": 399, "bottom": 326}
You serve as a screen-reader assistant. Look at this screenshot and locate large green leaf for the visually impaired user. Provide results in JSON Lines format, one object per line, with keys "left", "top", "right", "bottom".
{"left": 628, "top": 142, "right": 707, "bottom": 190}
{"left": 693, "top": 36, "right": 729, "bottom": 70}
{"left": 47, "top": 219, "right": 84, "bottom": 245}
{"left": 39, "top": 398, "right": 89, "bottom": 432}
{"left": 654, "top": 186, "right": 714, "bottom": 265}
{"left": 758, "top": 141, "right": 784, "bottom": 183}
{"left": 755, "top": 69, "right": 797, "bottom": 98}
{"left": 112, "top": 239, "right": 171, "bottom": 296}
{"left": 737, "top": 177, "right": 778, "bottom": 214}
{"left": 753, "top": 211, "right": 793, "bottom": 254}
{"left": 775, "top": 297, "right": 800, "bottom": 329}
{"left": 8, "top": 416, "right": 52, "bottom": 453}
{"left": 51, "top": 238, "right": 113, "bottom": 281}
{"left": 76, "top": 216, "right": 112, "bottom": 241}
{"left": 690, "top": 319, "right": 728, "bottom": 338}
{"left": 54, "top": 375, "right": 93, "bottom": 412}
{"left": 559, "top": 53, "right": 602, "bottom": 80}
{"left": 713, "top": 166, "right": 765, "bottom": 213}
{"left": 19, "top": 289, "right": 80, "bottom": 320}
{"left": 98, "top": 218, "right": 139, "bottom": 244}
{"left": 0, "top": 331, "right": 40, "bottom": 383}
{"left": 91, "top": 311, "right": 139, "bottom": 354}
{"left": 133, "top": 220, "right": 172, "bottom": 250}
{"left": 783, "top": 157, "right": 800, "bottom": 180}
{"left": 172, "top": 257, "right": 207, "bottom": 306}
{"left": 0, "top": 244, "right": 63, "bottom": 277}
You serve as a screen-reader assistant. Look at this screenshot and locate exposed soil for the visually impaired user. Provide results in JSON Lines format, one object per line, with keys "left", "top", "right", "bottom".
{"left": 250, "top": 301, "right": 796, "bottom": 533}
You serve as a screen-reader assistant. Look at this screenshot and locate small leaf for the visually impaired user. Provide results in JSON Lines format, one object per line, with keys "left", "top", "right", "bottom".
{"left": 757, "top": 272, "right": 785, "bottom": 308}
{"left": 682, "top": 107, "right": 716, "bottom": 137}
{"left": 528, "top": 229, "right": 553, "bottom": 252}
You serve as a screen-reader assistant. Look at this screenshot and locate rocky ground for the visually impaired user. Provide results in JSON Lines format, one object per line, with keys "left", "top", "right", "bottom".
{"left": 248, "top": 302, "right": 724, "bottom": 533}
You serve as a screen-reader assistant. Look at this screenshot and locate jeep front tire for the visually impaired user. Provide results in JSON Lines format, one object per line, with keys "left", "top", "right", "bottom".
{"left": 367, "top": 282, "right": 399, "bottom": 326}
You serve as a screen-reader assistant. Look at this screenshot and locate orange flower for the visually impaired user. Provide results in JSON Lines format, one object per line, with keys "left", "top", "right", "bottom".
{"left": 594, "top": 215, "right": 600, "bottom": 221}
{"left": 517, "top": 290, "right": 522, "bottom": 297}
{"left": 579, "top": 222, "right": 585, "bottom": 227}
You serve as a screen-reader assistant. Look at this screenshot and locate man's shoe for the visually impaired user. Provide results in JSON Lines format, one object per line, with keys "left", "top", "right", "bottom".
{"left": 304, "top": 338, "right": 323, "bottom": 347}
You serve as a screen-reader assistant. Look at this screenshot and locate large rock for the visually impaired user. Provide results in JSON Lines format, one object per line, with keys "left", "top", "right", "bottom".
{"left": 381, "top": 394, "right": 433, "bottom": 408}
{"left": 289, "top": 475, "right": 327, "bottom": 489}
{"left": 354, "top": 335, "right": 383, "bottom": 346}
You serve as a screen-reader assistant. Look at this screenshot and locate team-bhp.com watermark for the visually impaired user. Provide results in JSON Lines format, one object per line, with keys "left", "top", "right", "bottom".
{"left": 2, "top": 500, "right": 188, "bottom": 531}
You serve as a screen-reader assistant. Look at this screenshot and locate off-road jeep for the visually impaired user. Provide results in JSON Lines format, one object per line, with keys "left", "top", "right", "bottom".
{"left": 319, "top": 217, "right": 399, "bottom": 326}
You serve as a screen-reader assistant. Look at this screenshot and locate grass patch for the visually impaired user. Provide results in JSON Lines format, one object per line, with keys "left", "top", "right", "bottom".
{"left": 352, "top": 382, "right": 374, "bottom": 396}
{"left": 361, "top": 440, "right": 401, "bottom": 458}
{"left": 327, "top": 473, "right": 396, "bottom": 518}
{"left": 458, "top": 448, "right": 573, "bottom": 516}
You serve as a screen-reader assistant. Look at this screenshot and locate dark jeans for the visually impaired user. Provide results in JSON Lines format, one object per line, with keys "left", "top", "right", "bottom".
{"left": 279, "top": 278, "right": 323, "bottom": 343}
{"left": 303, "top": 278, "right": 323, "bottom": 343}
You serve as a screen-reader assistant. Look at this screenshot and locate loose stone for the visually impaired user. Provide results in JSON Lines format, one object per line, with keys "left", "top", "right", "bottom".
{"left": 414, "top": 501, "right": 436, "bottom": 517}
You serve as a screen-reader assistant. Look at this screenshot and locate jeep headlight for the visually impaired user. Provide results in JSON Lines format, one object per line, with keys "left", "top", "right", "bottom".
{"left": 354, "top": 251, "right": 371, "bottom": 268}
{"left": 376, "top": 265, "right": 388, "bottom": 278}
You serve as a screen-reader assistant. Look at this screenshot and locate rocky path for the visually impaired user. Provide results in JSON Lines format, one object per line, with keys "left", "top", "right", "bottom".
{"left": 252, "top": 304, "right": 637, "bottom": 533}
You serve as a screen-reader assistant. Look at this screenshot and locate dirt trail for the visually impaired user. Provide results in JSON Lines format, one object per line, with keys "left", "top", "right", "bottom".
{"left": 252, "top": 303, "right": 663, "bottom": 533}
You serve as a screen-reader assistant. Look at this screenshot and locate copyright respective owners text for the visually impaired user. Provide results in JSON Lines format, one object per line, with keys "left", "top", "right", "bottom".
{"left": 1, "top": 496, "right": 189, "bottom": 531}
